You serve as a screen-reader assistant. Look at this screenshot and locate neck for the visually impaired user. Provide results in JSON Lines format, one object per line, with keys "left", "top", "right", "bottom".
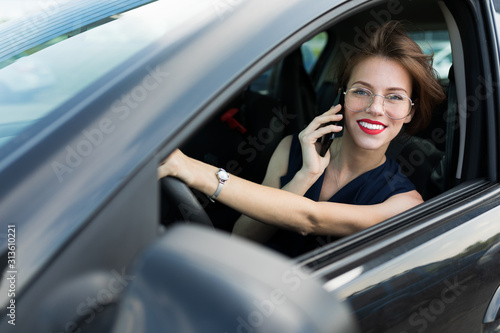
{"left": 331, "top": 134, "right": 388, "bottom": 177}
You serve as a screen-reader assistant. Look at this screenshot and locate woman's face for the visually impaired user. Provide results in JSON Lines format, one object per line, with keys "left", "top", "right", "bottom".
{"left": 344, "top": 56, "right": 414, "bottom": 152}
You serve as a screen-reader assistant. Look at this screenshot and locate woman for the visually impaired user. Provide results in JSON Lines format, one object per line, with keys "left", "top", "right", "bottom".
{"left": 158, "top": 21, "right": 445, "bottom": 256}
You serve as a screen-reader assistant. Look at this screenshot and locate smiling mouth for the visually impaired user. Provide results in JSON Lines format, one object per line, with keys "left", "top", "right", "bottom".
{"left": 357, "top": 120, "right": 387, "bottom": 134}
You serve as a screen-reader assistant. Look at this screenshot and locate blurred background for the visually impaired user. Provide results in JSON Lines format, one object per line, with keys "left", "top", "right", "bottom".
{"left": 1, "top": 0, "right": 55, "bottom": 22}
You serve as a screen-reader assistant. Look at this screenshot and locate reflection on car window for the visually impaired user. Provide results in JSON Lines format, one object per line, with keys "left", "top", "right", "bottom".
{"left": 0, "top": 1, "right": 175, "bottom": 149}
{"left": 409, "top": 30, "right": 452, "bottom": 80}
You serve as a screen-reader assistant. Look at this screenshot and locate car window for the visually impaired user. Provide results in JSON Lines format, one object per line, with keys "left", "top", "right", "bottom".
{"left": 301, "top": 31, "right": 328, "bottom": 73}
{"left": 409, "top": 30, "right": 452, "bottom": 80}
{"left": 248, "top": 32, "right": 328, "bottom": 95}
{"left": 0, "top": 0, "right": 206, "bottom": 150}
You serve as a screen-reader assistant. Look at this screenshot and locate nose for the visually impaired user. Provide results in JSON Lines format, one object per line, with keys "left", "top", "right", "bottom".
{"left": 366, "top": 94, "right": 385, "bottom": 116}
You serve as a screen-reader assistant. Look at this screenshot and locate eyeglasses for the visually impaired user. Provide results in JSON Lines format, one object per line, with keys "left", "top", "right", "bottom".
{"left": 344, "top": 87, "right": 414, "bottom": 120}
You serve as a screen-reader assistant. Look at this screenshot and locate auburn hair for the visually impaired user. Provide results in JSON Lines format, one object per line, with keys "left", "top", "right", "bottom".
{"left": 337, "top": 21, "right": 446, "bottom": 134}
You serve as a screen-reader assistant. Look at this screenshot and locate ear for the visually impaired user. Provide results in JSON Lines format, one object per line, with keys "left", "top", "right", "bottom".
{"left": 404, "top": 100, "right": 417, "bottom": 124}
{"left": 404, "top": 109, "right": 414, "bottom": 124}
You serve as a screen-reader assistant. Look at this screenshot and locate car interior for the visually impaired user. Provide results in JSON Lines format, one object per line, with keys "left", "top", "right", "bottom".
{"left": 160, "top": 0, "right": 490, "bottom": 256}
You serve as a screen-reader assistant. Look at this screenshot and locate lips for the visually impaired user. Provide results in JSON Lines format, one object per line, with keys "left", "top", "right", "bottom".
{"left": 357, "top": 119, "right": 387, "bottom": 135}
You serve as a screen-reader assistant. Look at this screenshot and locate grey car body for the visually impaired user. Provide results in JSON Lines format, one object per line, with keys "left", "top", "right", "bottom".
{"left": 1, "top": 0, "right": 500, "bottom": 332}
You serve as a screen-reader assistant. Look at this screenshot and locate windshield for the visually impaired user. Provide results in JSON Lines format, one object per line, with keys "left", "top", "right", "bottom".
{"left": 0, "top": 0, "right": 212, "bottom": 150}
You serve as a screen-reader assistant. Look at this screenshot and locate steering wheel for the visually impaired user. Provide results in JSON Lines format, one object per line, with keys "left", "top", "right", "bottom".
{"left": 160, "top": 176, "right": 214, "bottom": 228}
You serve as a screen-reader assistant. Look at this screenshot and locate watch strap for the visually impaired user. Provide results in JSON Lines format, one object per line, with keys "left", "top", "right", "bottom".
{"left": 209, "top": 168, "right": 228, "bottom": 202}
{"left": 211, "top": 182, "right": 224, "bottom": 200}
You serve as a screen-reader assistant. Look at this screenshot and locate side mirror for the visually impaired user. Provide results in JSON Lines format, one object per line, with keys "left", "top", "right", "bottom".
{"left": 111, "top": 225, "right": 360, "bottom": 333}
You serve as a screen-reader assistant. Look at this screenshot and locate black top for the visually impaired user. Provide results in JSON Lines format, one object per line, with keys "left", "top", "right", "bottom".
{"left": 265, "top": 135, "right": 416, "bottom": 257}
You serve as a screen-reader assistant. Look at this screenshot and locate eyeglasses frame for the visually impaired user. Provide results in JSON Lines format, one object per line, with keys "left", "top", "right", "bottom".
{"left": 343, "top": 86, "right": 414, "bottom": 120}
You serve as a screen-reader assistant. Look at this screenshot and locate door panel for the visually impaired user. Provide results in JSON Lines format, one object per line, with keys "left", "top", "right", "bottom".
{"left": 317, "top": 185, "right": 500, "bottom": 332}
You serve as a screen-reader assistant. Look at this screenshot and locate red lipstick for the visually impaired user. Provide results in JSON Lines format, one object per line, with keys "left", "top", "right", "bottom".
{"left": 357, "top": 119, "right": 387, "bottom": 135}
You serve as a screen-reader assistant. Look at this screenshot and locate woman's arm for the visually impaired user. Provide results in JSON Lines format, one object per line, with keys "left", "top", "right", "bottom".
{"left": 231, "top": 135, "right": 291, "bottom": 243}
{"left": 158, "top": 104, "right": 421, "bottom": 237}
{"left": 159, "top": 148, "right": 422, "bottom": 236}
{"left": 214, "top": 165, "right": 422, "bottom": 236}
{"left": 232, "top": 134, "right": 326, "bottom": 242}
{"left": 203, "top": 106, "right": 344, "bottom": 241}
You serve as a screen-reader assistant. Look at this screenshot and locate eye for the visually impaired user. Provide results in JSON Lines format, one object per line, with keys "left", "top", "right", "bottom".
{"left": 387, "top": 94, "right": 404, "bottom": 102}
{"left": 351, "top": 88, "right": 371, "bottom": 97}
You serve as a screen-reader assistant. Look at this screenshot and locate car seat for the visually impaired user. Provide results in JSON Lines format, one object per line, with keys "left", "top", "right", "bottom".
{"left": 272, "top": 48, "right": 318, "bottom": 135}
{"left": 386, "top": 66, "right": 457, "bottom": 200}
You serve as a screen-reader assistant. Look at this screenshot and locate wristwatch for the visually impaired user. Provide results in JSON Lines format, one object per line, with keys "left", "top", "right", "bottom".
{"left": 209, "top": 168, "right": 229, "bottom": 202}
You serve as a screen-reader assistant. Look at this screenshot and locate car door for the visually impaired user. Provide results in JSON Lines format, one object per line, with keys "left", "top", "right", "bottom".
{"left": 302, "top": 181, "right": 500, "bottom": 332}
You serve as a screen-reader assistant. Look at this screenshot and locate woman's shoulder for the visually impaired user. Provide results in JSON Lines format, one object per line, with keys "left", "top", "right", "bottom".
{"left": 383, "top": 156, "right": 402, "bottom": 171}
{"left": 273, "top": 135, "right": 295, "bottom": 161}
{"left": 279, "top": 134, "right": 295, "bottom": 149}
{"left": 379, "top": 156, "right": 416, "bottom": 193}
{"left": 262, "top": 135, "right": 296, "bottom": 186}
{"left": 274, "top": 134, "right": 302, "bottom": 165}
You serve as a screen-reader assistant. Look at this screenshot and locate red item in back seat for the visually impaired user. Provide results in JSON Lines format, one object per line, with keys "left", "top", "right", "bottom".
{"left": 221, "top": 108, "right": 247, "bottom": 134}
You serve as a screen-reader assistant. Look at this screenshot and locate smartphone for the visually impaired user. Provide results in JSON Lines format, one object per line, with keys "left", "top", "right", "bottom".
{"left": 319, "top": 88, "right": 344, "bottom": 157}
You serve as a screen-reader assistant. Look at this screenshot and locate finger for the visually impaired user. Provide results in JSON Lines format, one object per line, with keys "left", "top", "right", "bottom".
{"left": 301, "top": 107, "right": 343, "bottom": 139}
{"left": 309, "top": 113, "right": 343, "bottom": 130}
{"left": 314, "top": 123, "right": 343, "bottom": 138}
{"left": 317, "top": 105, "right": 343, "bottom": 121}
{"left": 323, "top": 112, "right": 343, "bottom": 123}
{"left": 302, "top": 123, "right": 343, "bottom": 143}
{"left": 323, "top": 104, "right": 342, "bottom": 115}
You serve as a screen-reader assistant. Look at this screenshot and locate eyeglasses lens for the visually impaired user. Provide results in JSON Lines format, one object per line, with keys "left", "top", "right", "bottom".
{"left": 345, "top": 88, "right": 411, "bottom": 119}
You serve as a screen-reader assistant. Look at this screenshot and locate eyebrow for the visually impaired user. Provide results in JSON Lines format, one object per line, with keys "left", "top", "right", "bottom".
{"left": 351, "top": 81, "right": 409, "bottom": 94}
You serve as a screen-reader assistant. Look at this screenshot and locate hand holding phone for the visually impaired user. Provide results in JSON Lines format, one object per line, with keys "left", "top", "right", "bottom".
{"left": 319, "top": 88, "right": 344, "bottom": 157}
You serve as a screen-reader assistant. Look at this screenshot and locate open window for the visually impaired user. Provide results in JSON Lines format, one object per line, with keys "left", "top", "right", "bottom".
{"left": 160, "top": 0, "right": 494, "bottom": 258}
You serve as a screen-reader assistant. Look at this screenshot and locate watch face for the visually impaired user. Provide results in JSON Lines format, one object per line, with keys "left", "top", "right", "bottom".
{"left": 218, "top": 169, "right": 229, "bottom": 181}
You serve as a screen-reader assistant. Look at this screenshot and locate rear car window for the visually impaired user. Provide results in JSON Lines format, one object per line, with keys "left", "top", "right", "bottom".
{"left": 409, "top": 29, "right": 452, "bottom": 80}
